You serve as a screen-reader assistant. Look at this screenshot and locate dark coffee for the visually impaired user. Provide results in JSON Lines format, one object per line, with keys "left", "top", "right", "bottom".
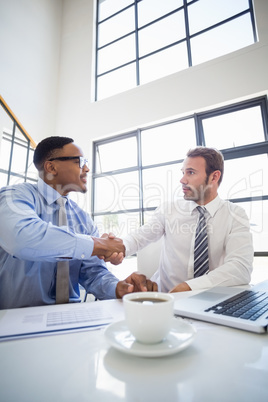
{"left": 132, "top": 298, "right": 167, "bottom": 303}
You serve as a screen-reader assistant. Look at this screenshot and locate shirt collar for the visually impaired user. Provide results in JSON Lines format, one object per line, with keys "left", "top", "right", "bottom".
{"left": 204, "top": 195, "right": 222, "bottom": 217}
{"left": 37, "top": 178, "right": 69, "bottom": 205}
{"left": 191, "top": 195, "right": 222, "bottom": 218}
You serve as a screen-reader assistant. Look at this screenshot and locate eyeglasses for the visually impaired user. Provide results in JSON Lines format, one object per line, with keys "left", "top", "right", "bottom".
{"left": 48, "top": 156, "right": 89, "bottom": 169}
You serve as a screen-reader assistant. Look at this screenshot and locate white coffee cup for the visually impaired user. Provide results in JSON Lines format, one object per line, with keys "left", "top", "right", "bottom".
{"left": 123, "top": 292, "right": 174, "bottom": 344}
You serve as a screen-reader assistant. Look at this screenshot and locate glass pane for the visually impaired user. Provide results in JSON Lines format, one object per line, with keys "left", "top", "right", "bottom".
{"left": 69, "top": 189, "right": 91, "bottom": 212}
{"left": 143, "top": 163, "right": 183, "bottom": 209}
{"left": 139, "top": 11, "right": 185, "bottom": 57}
{"left": 8, "top": 175, "right": 25, "bottom": 185}
{"left": 98, "top": 34, "right": 136, "bottom": 75}
{"left": 0, "top": 134, "right": 12, "bottom": 170}
{"left": 144, "top": 209, "right": 157, "bottom": 224}
{"left": 138, "top": 0, "right": 183, "bottom": 27}
{"left": 98, "top": 0, "right": 133, "bottom": 21}
{"left": 218, "top": 154, "right": 268, "bottom": 200}
{"left": 95, "top": 136, "right": 137, "bottom": 173}
{"left": 97, "top": 63, "right": 136, "bottom": 100}
{"left": 0, "top": 173, "right": 8, "bottom": 188}
{"left": 203, "top": 106, "right": 265, "bottom": 149}
{"left": 141, "top": 119, "right": 196, "bottom": 166}
{"left": 0, "top": 109, "right": 14, "bottom": 171}
{"left": 94, "top": 171, "right": 139, "bottom": 213}
{"left": 26, "top": 148, "right": 38, "bottom": 180}
{"left": 10, "top": 129, "right": 28, "bottom": 175}
{"left": 0, "top": 110, "right": 14, "bottom": 141}
{"left": 237, "top": 200, "right": 268, "bottom": 253}
{"left": 25, "top": 177, "right": 38, "bottom": 185}
{"left": 94, "top": 212, "right": 140, "bottom": 238}
{"left": 139, "top": 42, "right": 188, "bottom": 84}
{"left": 191, "top": 14, "right": 254, "bottom": 66}
{"left": 188, "top": 0, "right": 250, "bottom": 35}
{"left": 98, "top": 7, "right": 135, "bottom": 47}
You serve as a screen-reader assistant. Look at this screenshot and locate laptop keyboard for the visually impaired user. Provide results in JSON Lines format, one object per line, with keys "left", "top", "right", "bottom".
{"left": 204, "top": 290, "right": 268, "bottom": 321}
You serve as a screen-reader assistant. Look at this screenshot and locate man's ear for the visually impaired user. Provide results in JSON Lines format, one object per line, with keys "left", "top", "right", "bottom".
{"left": 211, "top": 170, "right": 221, "bottom": 184}
{"left": 44, "top": 161, "right": 57, "bottom": 176}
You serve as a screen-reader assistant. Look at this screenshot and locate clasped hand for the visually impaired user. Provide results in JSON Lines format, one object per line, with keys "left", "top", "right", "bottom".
{"left": 92, "top": 232, "right": 125, "bottom": 265}
{"left": 92, "top": 234, "right": 158, "bottom": 296}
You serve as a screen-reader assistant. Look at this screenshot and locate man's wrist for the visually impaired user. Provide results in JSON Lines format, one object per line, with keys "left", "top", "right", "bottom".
{"left": 91, "top": 237, "right": 105, "bottom": 256}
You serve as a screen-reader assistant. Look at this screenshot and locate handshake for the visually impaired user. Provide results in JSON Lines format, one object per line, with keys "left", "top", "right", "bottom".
{"left": 92, "top": 233, "right": 125, "bottom": 265}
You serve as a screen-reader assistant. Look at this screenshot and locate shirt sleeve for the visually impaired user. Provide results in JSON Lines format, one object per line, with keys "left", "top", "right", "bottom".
{"left": 0, "top": 186, "right": 94, "bottom": 262}
{"left": 79, "top": 257, "right": 119, "bottom": 300}
{"left": 186, "top": 204, "right": 254, "bottom": 290}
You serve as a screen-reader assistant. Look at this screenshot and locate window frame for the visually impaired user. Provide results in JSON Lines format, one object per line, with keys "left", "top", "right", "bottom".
{"left": 92, "top": 95, "right": 268, "bottom": 255}
{"left": 0, "top": 97, "right": 36, "bottom": 186}
{"left": 95, "top": 0, "right": 257, "bottom": 101}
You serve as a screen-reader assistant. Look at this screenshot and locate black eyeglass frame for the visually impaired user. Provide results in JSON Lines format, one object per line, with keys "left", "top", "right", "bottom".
{"left": 48, "top": 156, "right": 88, "bottom": 169}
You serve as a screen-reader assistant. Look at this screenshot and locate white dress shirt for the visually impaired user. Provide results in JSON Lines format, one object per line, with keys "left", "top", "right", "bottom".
{"left": 123, "top": 196, "right": 253, "bottom": 292}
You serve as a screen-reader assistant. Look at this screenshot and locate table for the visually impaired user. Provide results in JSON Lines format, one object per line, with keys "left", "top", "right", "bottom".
{"left": 0, "top": 292, "right": 267, "bottom": 402}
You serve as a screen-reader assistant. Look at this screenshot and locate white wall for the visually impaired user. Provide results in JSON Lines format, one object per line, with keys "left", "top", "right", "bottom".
{"left": 0, "top": 0, "right": 62, "bottom": 143}
{"left": 55, "top": 0, "right": 268, "bottom": 156}
{"left": 55, "top": 0, "right": 95, "bottom": 152}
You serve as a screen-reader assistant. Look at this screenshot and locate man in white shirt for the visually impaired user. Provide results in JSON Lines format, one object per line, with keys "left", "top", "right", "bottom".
{"left": 107, "top": 147, "right": 254, "bottom": 293}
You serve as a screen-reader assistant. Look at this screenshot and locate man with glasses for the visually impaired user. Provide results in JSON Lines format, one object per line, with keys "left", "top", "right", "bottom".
{"left": 0, "top": 136, "right": 155, "bottom": 309}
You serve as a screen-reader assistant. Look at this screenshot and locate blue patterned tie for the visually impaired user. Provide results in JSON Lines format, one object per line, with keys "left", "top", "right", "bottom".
{"left": 194, "top": 206, "right": 209, "bottom": 277}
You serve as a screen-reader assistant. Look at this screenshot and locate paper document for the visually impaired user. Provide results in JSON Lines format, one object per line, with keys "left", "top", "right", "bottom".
{"left": 0, "top": 301, "right": 114, "bottom": 341}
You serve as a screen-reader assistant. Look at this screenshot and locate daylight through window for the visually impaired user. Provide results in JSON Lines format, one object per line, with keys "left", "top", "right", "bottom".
{"left": 95, "top": 0, "right": 257, "bottom": 100}
{"left": 92, "top": 96, "right": 268, "bottom": 254}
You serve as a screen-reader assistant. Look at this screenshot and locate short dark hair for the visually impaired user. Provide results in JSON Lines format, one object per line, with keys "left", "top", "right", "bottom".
{"left": 186, "top": 146, "right": 224, "bottom": 185}
{"left": 33, "top": 136, "right": 74, "bottom": 171}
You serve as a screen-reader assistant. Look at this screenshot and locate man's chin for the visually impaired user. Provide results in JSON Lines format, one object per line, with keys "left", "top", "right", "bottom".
{"left": 78, "top": 184, "right": 88, "bottom": 194}
{"left": 63, "top": 184, "right": 88, "bottom": 194}
{"left": 183, "top": 193, "right": 196, "bottom": 201}
{"left": 184, "top": 194, "right": 208, "bottom": 205}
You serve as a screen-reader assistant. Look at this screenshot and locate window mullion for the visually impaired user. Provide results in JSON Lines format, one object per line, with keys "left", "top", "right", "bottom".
{"left": 248, "top": 0, "right": 258, "bottom": 43}
{"left": 137, "top": 129, "right": 144, "bottom": 225}
{"left": 134, "top": 0, "right": 140, "bottom": 86}
{"left": 7, "top": 122, "right": 16, "bottom": 185}
{"left": 183, "top": 0, "right": 192, "bottom": 67}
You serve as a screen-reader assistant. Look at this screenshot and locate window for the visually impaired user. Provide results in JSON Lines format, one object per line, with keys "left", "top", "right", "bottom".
{"left": 0, "top": 97, "right": 37, "bottom": 187}
{"left": 95, "top": 0, "right": 257, "bottom": 100}
{"left": 92, "top": 96, "right": 268, "bottom": 254}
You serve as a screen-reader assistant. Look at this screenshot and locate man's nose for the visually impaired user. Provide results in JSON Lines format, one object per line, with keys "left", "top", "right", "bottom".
{"left": 180, "top": 174, "right": 186, "bottom": 184}
{"left": 83, "top": 165, "right": 90, "bottom": 172}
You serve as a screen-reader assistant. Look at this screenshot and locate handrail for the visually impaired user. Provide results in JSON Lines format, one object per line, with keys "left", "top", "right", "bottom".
{"left": 0, "top": 95, "right": 36, "bottom": 148}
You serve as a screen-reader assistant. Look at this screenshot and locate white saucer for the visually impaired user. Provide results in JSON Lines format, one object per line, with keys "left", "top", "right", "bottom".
{"left": 104, "top": 318, "right": 196, "bottom": 357}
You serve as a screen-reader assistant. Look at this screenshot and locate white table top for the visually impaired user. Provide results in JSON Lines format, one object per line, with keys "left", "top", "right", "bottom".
{"left": 0, "top": 292, "right": 267, "bottom": 402}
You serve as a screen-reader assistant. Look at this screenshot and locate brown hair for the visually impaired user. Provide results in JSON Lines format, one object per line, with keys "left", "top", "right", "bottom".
{"left": 187, "top": 146, "right": 224, "bottom": 185}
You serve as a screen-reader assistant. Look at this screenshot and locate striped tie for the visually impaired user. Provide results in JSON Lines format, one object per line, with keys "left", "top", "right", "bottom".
{"left": 56, "top": 197, "right": 70, "bottom": 304}
{"left": 194, "top": 206, "right": 209, "bottom": 278}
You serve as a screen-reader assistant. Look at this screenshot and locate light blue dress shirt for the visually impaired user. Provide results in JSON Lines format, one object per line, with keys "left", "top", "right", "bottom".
{"left": 0, "top": 178, "right": 119, "bottom": 309}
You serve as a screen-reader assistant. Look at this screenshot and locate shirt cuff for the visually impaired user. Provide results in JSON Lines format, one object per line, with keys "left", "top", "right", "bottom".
{"left": 186, "top": 275, "right": 213, "bottom": 291}
{"left": 122, "top": 238, "right": 133, "bottom": 257}
{"left": 73, "top": 234, "right": 94, "bottom": 260}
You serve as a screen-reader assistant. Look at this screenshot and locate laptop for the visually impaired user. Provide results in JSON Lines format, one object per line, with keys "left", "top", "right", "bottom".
{"left": 174, "top": 280, "right": 268, "bottom": 333}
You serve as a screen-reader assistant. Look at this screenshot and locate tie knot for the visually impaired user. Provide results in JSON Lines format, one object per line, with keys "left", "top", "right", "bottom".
{"left": 196, "top": 206, "right": 206, "bottom": 215}
{"left": 56, "top": 197, "right": 67, "bottom": 207}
